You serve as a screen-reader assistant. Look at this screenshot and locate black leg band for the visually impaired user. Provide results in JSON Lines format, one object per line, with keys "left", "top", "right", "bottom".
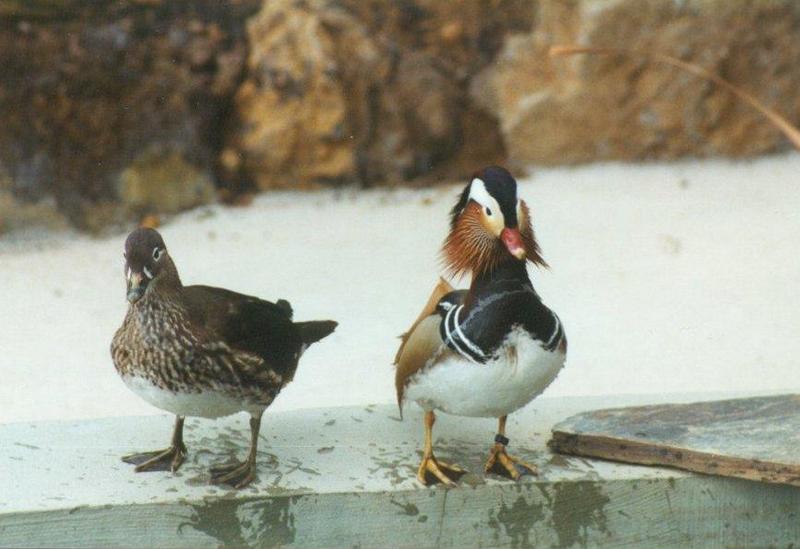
{"left": 494, "top": 434, "right": 510, "bottom": 446}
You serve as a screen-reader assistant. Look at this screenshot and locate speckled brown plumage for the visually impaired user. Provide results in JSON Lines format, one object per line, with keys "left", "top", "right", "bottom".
{"left": 111, "top": 228, "right": 337, "bottom": 488}
{"left": 112, "top": 292, "right": 284, "bottom": 407}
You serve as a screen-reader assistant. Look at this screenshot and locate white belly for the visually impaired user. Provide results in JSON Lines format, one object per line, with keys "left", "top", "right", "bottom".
{"left": 404, "top": 328, "right": 566, "bottom": 418}
{"left": 122, "top": 376, "right": 249, "bottom": 419}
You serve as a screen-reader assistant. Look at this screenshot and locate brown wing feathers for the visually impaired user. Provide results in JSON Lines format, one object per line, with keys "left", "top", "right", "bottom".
{"left": 394, "top": 278, "right": 454, "bottom": 413}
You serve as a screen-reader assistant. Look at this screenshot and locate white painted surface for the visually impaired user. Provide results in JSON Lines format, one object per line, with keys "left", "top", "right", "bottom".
{"left": 1, "top": 154, "right": 800, "bottom": 422}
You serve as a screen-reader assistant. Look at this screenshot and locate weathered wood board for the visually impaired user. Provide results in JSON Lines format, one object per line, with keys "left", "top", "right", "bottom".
{"left": 550, "top": 394, "right": 800, "bottom": 487}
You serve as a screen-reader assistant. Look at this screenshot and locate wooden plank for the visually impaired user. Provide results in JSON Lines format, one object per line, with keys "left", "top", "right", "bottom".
{"left": 1, "top": 394, "right": 797, "bottom": 548}
{"left": 550, "top": 394, "right": 800, "bottom": 487}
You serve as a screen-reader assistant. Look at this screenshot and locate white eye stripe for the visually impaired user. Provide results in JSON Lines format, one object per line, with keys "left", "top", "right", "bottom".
{"left": 468, "top": 178, "right": 504, "bottom": 224}
{"left": 143, "top": 266, "right": 154, "bottom": 280}
{"left": 468, "top": 178, "right": 491, "bottom": 207}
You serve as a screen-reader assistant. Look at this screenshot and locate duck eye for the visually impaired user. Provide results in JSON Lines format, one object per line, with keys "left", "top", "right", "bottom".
{"left": 152, "top": 247, "right": 163, "bottom": 261}
{"left": 485, "top": 207, "right": 492, "bottom": 216}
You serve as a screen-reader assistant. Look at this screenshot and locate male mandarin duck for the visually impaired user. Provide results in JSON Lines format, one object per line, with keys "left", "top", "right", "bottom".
{"left": 394, "top": 166, "right": 566, "bottom": 486}
{"left": 111, "top": 228, "right": 337, "bottom": 488}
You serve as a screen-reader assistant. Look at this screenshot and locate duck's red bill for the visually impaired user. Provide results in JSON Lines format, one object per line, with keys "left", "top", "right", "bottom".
{"left": 501, "top": 228, "right": 526, "bottom": 260}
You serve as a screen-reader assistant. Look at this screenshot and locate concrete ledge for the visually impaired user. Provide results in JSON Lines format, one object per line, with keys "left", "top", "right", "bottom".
{"left": 1, "top": 395, "right": 798, "bottom": 548}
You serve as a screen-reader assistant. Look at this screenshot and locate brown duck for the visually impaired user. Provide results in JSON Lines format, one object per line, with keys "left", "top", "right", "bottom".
{"left": 395, "top": 166, "right": 567, "bottom": 486}
{"left": 111, "top": 228, "right": 337, "bottom": 488}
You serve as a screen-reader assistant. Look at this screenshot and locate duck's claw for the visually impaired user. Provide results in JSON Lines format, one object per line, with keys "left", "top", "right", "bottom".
{"left": 122, "top": 443, "right": 187, "bottom": 473}
{"left": 417, "top": 454, "right": 466, "bottom": 486}
{"left": 209, "top": 459, "right": 257, "bottom": 488}
{"left": 484, "top": 442, "right": 538, "bottom": 480}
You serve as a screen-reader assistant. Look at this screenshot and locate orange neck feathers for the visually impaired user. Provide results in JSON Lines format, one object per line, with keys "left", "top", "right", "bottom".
{"left": 441, "top": 200, "right": 547, "bottom": 280}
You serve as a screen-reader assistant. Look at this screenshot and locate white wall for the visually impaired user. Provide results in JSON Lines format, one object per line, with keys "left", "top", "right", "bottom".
{"left": 1, "top": 154, "right": 798, "bottom": 423}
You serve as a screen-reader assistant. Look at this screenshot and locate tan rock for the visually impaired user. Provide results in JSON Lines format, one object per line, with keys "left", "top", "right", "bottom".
{"left": 232, "top": 2, "right": 356, "bottom": 189}
{"left": 0, "top": 193, "right": 68, "bottom": 236}
{"left": 229, "top": 0, "right": 533, "bottom": 189}
{"left": 118, "top": 148, "right": 216, "bottom": 216}
{"left": 473, "top": 0, "right": 800, "bottom": 165}
{"left": 0, "top": 165, "right": 67, "bottom": 235}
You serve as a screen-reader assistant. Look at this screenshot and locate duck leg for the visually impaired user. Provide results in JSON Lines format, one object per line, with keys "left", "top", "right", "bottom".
{"left": 122, "top": 415, "right": 187, "bottom": 473}
{"left": 484, "top": 415, "right": 538, "bottom": 479}
{"left": 210, "top": 412, "right": 262, "bottom": 488}
{"left": 417, "top": 411, "right": 465, "bottom": 486}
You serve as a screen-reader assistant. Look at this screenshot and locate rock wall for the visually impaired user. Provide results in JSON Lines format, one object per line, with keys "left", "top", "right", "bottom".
{"left": 0, "top": 0, "right": 261, "bottom": 232}
{"left": 1, "top": 0, "right": 800, "bottom": 232}
{"left": 223, "top": 0, "right": 533, "bottom": 190}
{"left": 472, "top": 0, "right": 800, "bottom": 165}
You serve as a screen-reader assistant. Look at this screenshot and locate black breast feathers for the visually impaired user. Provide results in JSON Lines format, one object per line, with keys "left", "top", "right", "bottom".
{"left": 436, "top": 264, "right": 564, "bottom": 364}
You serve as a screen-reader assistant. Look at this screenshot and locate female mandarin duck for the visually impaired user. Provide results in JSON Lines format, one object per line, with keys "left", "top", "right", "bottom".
{"left": 394, "top": 166, "right": 566, "bottom": 486}
{"left": 111, "top": 228, "right": 337, "bottom": 488}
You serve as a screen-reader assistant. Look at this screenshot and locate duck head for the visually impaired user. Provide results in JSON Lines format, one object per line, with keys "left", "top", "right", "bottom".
{"left": 123, "top": 228, "right": 180, "bottom": 304}
{"left": 442, "top": 166, "right": 547, "bottom": 277}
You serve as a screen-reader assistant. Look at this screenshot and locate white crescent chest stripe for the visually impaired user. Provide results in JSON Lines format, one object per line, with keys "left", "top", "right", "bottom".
{"left": 545, "top": 313, "right": 561, "bottom": 348}
{"left": 442, "top": 306, "right": 471, "bottom": 361}
{"left": 442, "top": 305, "right": 487, "bottom": 364}
{"left": 453, "top": 306, "right": 487, "bottom": 359}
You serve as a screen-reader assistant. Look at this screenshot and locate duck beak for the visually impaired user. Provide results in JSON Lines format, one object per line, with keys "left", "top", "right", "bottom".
{"left": 501, "top": 228, "right": 526, "bottom": 260}
{"left": 127, "top": 272, "right": 145, "bottom": 304}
